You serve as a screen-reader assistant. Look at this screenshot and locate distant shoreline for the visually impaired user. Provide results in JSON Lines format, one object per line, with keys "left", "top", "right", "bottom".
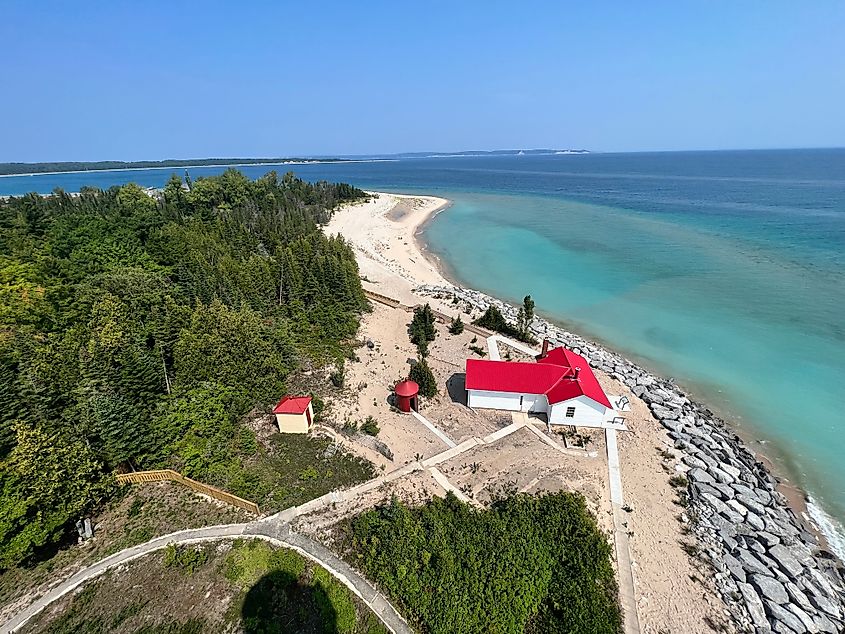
{"left": 0, "top": 158, "right": 395, "bottom": 179}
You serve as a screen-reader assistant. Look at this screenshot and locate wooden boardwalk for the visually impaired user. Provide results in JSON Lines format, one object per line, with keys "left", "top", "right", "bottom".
{"left": 117, "top": 469, "right": 260, "bottom": 515}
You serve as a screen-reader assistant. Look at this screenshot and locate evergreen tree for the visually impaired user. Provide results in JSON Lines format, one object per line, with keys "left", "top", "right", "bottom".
{"left": 448, "top": 315, "right": 464, "bottom": 335}
{"left": 409, "top": 360, "right": 437, "bottom": 397}
{"left": 0, "top": 422, "right": 111, "bottom": 568}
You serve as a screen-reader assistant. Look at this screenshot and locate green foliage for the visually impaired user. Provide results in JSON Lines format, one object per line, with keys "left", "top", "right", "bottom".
{"left": 409, "top": 360, "right": 437, "bottom": 397}
{"left": 347, "top": 492, "right": 621, "bottom": 634}
{"left": 360, "top": 416, "right": 380, "bottom": 436}
{"left": 408, "top": 303, "right": 437, "bottom": 357}
{"left": 228, "top": 539, "right": 376, "bottom": 634}
{"left": 148, "top": 383, "right": 256, "bottom": 487}
{"left": 162, "top": 543, "right": 209, "bottom": 575}
{"left": 448, "top": 315, "right": 464, "bottom": 335}
{"left": 468, "top": 344, "right": 487, "bottom": 357}
{"left": 0, "top": 423, "right": 113, "bottom": 568}
{"left": 0, "top": 170, "right": 368, "bottom": 564}
{"left": 472, "top": 296, "right": 534, "bottom": 343}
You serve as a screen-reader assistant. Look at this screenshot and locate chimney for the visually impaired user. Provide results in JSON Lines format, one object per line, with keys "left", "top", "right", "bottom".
{"left": 539, "top": 338, "right": 550, "bottom": 359}
{"left": 573, "top": 366, "right": 581, "bottom": 380}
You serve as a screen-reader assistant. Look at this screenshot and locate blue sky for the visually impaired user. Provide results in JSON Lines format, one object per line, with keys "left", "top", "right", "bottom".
{"left": 2, "top": 1, "right": 844, "bottom": 160}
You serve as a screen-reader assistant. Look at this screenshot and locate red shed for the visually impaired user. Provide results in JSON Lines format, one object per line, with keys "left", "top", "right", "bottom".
{"left": 394, "top": 379, "right": 419, "bottom": 413}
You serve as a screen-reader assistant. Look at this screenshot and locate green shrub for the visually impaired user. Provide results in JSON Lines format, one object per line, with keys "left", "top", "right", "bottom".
{"left": 448, "top": 316, "right": 464, "bottom": 335}
{"left": 361, "top": 416, "right": 380, "bottom": 436}
{"left": 409, "top": 360, "right": 437, "bottom": 397}
{"left": 347, "top": 492, "right": 621, "bottom": 634}
{"left": 162, "top": 544, "right": 208, "bottom": 576}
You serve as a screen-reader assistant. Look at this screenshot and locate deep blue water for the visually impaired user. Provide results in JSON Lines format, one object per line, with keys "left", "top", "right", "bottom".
{"left": 2, "top": 150, "right": 844, "bottom": 547}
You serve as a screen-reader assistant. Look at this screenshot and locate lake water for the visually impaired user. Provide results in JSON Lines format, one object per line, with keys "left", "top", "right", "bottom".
{"left": 3, "top": 150, "right": 844, "bottom": 552}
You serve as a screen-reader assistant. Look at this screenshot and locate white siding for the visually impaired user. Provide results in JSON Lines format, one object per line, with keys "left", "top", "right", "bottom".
{"left": 548, "top": 395, "right": 608, "bottom": 427}
{"left": 468, "top": 389, "right": 524, "bottom": 411}
{"left": 521, "top": 393, "right": 548, "bottom": 413}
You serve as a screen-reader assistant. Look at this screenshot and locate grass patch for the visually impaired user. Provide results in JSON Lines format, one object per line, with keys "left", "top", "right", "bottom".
{"left": 22, "top": 539, "right": 387, "bottom": 634}
{"left": 0, "top": 483, "right": 248, "bottom": 622}
{"left": 231, "top": 433, "right": 375, "bottom": 513}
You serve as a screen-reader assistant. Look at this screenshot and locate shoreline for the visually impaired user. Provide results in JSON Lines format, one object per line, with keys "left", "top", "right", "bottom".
{"left": 0, "top": 158, "right": 396, "bottom": 180}
{"left": 411, "top": 193, "right": 839, "bottom": 549}
{"left": 327, "top": 190, "right": 845, "bottom": 630}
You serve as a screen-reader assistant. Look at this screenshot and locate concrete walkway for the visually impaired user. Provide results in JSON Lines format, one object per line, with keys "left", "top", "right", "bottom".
{"left": 605, "top": 428, "right": 641, "bottom": 634}
{"left": 411, "top": 410, "right": 456, "bottom": 448}
{"left": 5, "top": 414, "right": 622, "bottom": 634}
{"left": 428, "top": 467, "right": 482, "bottom": 507}
{"left": 485, "top": 334, "right": 540, "bottom": 361}
{"left": 2, "top": 522, "right": 412, "bottom": 634}
{"left": 2, "top": 525, "right": 248, "bottom": 634}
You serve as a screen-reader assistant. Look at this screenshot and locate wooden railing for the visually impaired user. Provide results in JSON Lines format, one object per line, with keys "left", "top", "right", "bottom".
{"left": 116, "top": 469, "right": 260, "bottom": 515}
{"left": 363, "top": 289, "right": 405, "bottom": 310}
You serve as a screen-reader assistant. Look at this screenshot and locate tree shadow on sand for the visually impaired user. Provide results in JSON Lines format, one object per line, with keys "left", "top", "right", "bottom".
{"left": 242, "top": 570, "right": 338, "bottom": 634}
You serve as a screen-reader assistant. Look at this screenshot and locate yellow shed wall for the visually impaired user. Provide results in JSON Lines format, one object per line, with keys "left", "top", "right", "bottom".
{"left": 275, "top": 411, "right": 309, "bottom": 434}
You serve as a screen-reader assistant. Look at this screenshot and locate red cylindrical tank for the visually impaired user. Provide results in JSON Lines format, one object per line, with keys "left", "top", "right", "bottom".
{"left": 394, "top": 379, "right": 419, "bottom": 413}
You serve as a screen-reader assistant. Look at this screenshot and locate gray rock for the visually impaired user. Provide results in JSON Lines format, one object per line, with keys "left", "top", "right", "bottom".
{"left": 723, "top": 552, "right": 747, "bottom": 583}
{"left": 691, "top": 481, "right": 723, "bottom": 500}
{"left": 809, "top": 592, "right": 842, "bottom": 620}
{"left": 651, "top": 403, "right": 678, "bottom": 420}
{"left": 643, "top": 390, "right": 663, "bottom": 405}
{"left": 739, "top": 493, "right": 768, "bottom": 517}
{"left": 737, "top": 581, "right": 770, "bottom": 630}
{"left": 758, "top": 531, "right": 781, "bottom": 548}
{"left": 682, "top": 454, "right": 708, "bottom": 470}
{"left": 727, "top": 499, "right": 749, "bottom": 517}
{"left": 714, "top": 483, "right": 737, "bottom": 499}
{"left": 765, "top": 601, "right": 808, "bottom": 633}
{"left": 702, "top": 493, "right": 731, "bottom": 516}
{"left": 768, "top": 544, "right": 804, "bottom": 578}
{"left": 751, "top": 573, "right": 789, "bottom": 604}
{"left": 741, "top": 551, "right": 775, "bottom": 576}
{"left": 712, "top": 466, "right": 737, "bottom": 485}
{"left": 812, "top": 614, "right": 839, "bottom": 633}
{"left": 746, "top": 511, "right": 766, "bottom": 532}
{"left": 786, "top": 603, "right": 819, "bottom": 633}
{"left": 785, "top": 581, "right": 813, "bottom": 612}
{"left": 720, "top": 508, "right": 746, "bottom": 524}
{"left": 721, "top": 462, "right": 743, "bottom": 480}
{"left": 688, "top": 467, "right": 716, "bottom": 485}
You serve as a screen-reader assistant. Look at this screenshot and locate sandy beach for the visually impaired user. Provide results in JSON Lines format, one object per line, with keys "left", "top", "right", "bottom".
{"left": 323, "top": 192, "right": 737, "bottom": 632}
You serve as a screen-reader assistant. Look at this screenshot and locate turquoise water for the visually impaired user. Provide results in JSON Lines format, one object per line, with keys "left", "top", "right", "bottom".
{"left": 2, "top": 150, "right": 844, "bottom": 539}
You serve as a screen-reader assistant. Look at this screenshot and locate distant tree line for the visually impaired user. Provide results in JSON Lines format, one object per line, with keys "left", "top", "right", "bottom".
{"left": 0, "top": 158, "right": 354, "bottom": 176}
{"left": 0, "top": 169, "right": 368, "bottom": 568}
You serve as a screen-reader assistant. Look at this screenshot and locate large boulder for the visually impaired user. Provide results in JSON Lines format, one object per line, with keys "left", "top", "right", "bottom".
{"left": 750, "top": 573, "right": 789, "bottom": 604}
{"left": 768, "top": 544, "right": 804, "bottom": 579}
{"left": 736, "top": 582, "right": 769, "bottom": 630}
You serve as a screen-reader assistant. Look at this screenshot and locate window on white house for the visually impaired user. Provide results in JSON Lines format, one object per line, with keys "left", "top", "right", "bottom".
{"left": 566, "top": 406, "right": 576, "bottom": 418}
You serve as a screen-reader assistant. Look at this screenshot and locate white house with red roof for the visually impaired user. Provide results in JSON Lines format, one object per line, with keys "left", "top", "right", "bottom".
{"left": 273, "top": 395, "right": 314, "bottom": 434}
{"left": 465, "top": 344, "right": 621, "bottom": 428}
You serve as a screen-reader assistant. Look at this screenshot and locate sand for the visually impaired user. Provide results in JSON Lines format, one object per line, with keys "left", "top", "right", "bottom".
{"left": 320, "top": 193, "right": 734, "bottom": 633}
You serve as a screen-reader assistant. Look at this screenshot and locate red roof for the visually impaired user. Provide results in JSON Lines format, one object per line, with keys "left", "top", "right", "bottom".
{"left": 273, "top": 396, "right": 312, "bottom": 414}
{"left": 465, "top": 347, "right": 612, "bottom": 409}
{"left": 394, "top": 380, "right": 419, "bottom": 397}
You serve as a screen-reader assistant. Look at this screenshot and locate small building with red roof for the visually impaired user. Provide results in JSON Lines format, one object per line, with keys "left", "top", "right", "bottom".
{"left": 394, "top": 379, "right": 419, "bottom": 413}
{"left": 273, "top": 395, "right": 314, "bottom": 434}
{"left": 465, "top": 344, "right": 617, "bottom": 428}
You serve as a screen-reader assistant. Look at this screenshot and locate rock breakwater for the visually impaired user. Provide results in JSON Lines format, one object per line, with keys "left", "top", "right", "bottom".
{"left": 416, "top": 284, "right": 845, "bottom": 633}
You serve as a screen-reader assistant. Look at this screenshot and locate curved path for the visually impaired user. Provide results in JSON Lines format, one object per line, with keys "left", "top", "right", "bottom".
{"left": 1, "top": 522, "right": 412, "bottom": 634}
